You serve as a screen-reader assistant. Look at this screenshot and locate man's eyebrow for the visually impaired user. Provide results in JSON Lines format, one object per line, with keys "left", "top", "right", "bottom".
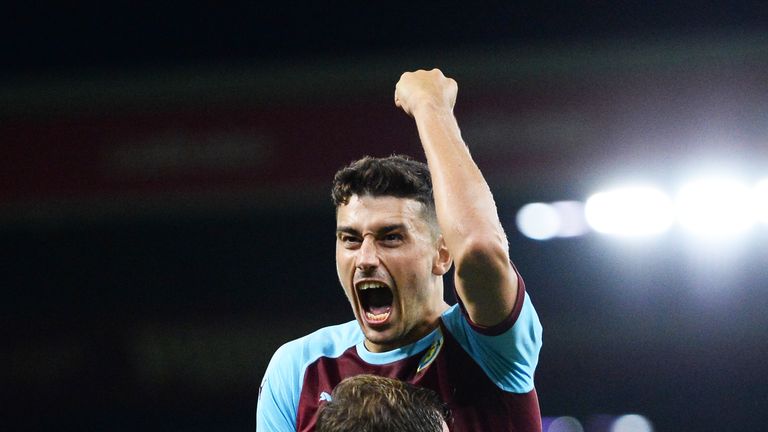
{"left": 336, "top": 226, "right": 359, "bottom": 235}
{"left": 378, "top": 224, "right": 407, "bottom": 234}
{"left": 335, "top": 224, "right": 406, "bottom": 235}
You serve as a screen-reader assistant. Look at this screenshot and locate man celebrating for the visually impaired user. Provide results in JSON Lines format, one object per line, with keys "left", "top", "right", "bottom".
{"left": 257, "top": 69, "right": 543, "bottom": 431}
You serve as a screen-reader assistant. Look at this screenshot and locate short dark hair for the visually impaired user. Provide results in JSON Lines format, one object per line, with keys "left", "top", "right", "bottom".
{"left": 316, "top": 374, "right": 451, "bottom": 432}
{"left": 331, "top": 155, "right": 436, "bottom": 225}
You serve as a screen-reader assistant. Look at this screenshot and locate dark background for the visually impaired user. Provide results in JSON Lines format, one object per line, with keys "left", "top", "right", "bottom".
{"left": 3, "top": 2, "right": 768, "bottom": 431}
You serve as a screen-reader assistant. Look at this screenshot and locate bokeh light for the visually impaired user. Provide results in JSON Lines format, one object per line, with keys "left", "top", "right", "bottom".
{"left": 676, "top": 177, "right": 755, "bottom": 236}
{"left": 546, "top": 416, "right": 584, "bottom": 432}
{"left": 552, "top": 200, "right": 590, "bottom": 237}
{"left": 754, "top": 178, "right": 768, "bottom": 224}
{"left": 584, "top": 186, "right": 674, "bottom": 236}
{"left": 611, "top": 414, "right": 654, "bottom": 432}
{"left": 516, "top": 202, "right": 560, "bottom": 240}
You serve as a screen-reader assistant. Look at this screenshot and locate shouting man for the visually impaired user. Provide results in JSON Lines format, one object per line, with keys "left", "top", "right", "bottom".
{"left": 257, "top": 69, "right": 543, "bottom": 431}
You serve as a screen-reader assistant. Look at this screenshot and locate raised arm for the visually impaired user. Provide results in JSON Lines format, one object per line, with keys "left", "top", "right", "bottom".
{"left": 394, "top": 69, "right": 517, "bottom": 327}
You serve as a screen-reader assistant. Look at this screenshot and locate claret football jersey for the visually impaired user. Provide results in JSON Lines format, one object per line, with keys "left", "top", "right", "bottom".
{"left": 257, "top": 275, "right": 542, "bottom": 431}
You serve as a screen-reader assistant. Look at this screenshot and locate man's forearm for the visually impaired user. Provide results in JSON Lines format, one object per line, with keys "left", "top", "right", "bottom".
{"left": 412, "top": 103, "right": 517, "bottom": 326}
{"left": 413, "top": 106, "right": 506, "bottom": 254}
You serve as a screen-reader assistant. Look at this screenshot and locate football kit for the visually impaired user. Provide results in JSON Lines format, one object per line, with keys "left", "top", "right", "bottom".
{"left": 257, "top": 275, "right": 542, "bottom": 431}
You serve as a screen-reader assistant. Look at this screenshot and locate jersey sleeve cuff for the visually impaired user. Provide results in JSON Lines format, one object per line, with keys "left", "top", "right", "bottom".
{"left": 456, "top": 264, "right": 527, "bottom": 336}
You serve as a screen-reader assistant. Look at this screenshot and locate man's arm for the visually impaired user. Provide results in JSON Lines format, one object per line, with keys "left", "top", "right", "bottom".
{"left": 395, "top": 68, "right": 517, "bottom": 327}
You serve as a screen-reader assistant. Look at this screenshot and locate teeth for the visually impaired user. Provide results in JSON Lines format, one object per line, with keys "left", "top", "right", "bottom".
{"left": 366, "top": 311, "right": 390, "bottom": 321}
{"left": 358, "top": 281, "right": 387, "bottom": 290}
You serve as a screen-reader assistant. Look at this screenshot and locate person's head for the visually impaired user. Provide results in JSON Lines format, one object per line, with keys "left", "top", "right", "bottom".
{"left": 332, "top": 155, "right": 453, "bottom": 352}
{"left": 316, "top": 374, "right": 451, "bottom": 432}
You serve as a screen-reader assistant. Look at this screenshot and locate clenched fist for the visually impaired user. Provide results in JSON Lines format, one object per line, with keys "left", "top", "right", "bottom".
{"left": 394, "top": 68, "right": 458, "bottom": 117}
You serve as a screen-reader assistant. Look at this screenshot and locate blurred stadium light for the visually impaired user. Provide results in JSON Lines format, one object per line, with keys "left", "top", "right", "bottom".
{"left": 516, "top": 202, "right": 561, "bottom": 240}
{"left": 753, "top": 178, "right": 768, "bottom": 224}
{"left": 518, "top": 175, "right": 768, "bottom": 240}
{"left": 611, "top": 414, "right": 654, "bottom": 432}
{"left": 516, "top": 201, "right": 589, "bottom": 240}
{"left": 551, "top": 201, "right": 590, "bottom": 238}
{"left": 543, "top": 414, "right": 654, "bottom": 432}
{"left": 676, "top": 177, "right": 755, "bottom": 237}
{"left": 584, "top": 186, "right": 674, "bottom": 237}
{"left": 543, "top": 416, "right": 584, "bottom": 432}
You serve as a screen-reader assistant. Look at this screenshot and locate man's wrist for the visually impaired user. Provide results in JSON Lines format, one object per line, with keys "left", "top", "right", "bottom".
{"left": 410, "top": 100, "right": 453, "bottom": 119}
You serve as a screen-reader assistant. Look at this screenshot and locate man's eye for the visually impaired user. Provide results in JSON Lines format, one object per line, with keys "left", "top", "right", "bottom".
{"left": 382, "top": 233, "right": 403, "bottom": 242}
{"left": 341, "top": 235, "right": 361, "bottom": 244}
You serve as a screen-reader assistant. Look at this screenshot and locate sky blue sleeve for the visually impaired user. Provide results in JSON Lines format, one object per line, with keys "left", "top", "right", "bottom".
{"left": 256, "top": 321, "right": 363, "bottom": 431}
{"left": 442, "top": 291, "right": 543, "bottom": 393}
{"left": 256, "top": 342, "right": 302, "bottom": 432}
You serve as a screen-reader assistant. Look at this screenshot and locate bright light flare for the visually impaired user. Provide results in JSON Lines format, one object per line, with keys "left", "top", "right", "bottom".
{"left": 552, "top": 201, "right": 590, "bottom": 237}
{"left": 516, "top": 201, "right": 590, "bottom": 240}
{"left": 516, "top": 203, "right": 560, "bottom": 240}
{"left": 547, "top": 416, "right": 584, "bottom": 432}
{"left": 584, "top": 186, "right": 674, "bottom": 236}
{"left": 754, "top": 178, "right": 768, "bottom": 224}
{"left": 611, "top": 414, "right": 654, "bottom": 432}
{"left": 676, "top": 177, "right": 755, "bottom": 236}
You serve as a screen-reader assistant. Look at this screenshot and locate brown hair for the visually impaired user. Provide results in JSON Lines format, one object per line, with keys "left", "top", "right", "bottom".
{"left": 316, "top": 374, "right": 451, "bottom": 432}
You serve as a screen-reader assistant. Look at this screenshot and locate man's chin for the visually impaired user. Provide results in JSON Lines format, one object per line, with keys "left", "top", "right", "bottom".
{"left": 361, "top": 328, "right": 399, "bottom": 352}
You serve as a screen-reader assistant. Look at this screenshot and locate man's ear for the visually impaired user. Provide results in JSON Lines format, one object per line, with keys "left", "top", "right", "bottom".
{"left": 432, "top": 235, "right": 453, "bottom": 276}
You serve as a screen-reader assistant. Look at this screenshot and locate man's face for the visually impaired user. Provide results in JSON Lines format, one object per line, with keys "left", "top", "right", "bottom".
{"left": 335, "top": 195, "right": 449, "bottom": 353}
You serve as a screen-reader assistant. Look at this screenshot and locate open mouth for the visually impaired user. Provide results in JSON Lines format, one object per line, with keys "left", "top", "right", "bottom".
{"left": 357, "top": 281, "right": 394, "bottom": 325}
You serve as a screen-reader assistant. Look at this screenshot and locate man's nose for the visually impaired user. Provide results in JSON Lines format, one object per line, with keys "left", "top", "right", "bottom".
{"left": 356, "top": 237, "right": 379, "bottom": 271}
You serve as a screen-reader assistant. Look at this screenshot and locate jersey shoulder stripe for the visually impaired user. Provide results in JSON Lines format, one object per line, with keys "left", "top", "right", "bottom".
{"left": 441, "top": 291, "right": 542, "bottom": 393}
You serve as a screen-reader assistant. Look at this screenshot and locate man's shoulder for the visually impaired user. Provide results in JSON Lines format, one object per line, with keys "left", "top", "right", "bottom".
{"left": 258, "top": 323, "right": 362, "bottom": 431}
{"left": 272, "top": 319, "right": 363, "bottom": 366}
{"left": 438, "top": 294, "right": 542, "bottom": 394}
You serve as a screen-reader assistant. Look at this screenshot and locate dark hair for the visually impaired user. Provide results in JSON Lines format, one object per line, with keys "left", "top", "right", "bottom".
{"left": 331, "top": 155, "right": 436, "bottom": 224}
{"left": 316, "top": 374, "right": 451, "bottom": 432}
